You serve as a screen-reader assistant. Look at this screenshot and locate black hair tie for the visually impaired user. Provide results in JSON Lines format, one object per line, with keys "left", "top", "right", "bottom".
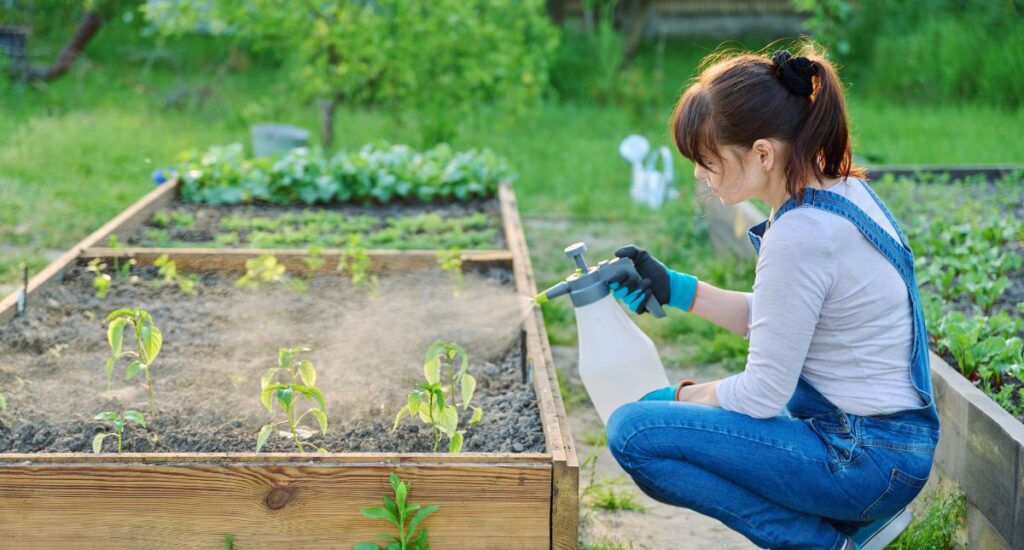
{"left": 772, "top": 50, "right": 819, "bottom": 97}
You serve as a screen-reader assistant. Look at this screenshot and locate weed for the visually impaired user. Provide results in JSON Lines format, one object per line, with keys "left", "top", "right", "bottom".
{"left": 580, "top": 429, "right": 608, "bottom": 447}
{"left": 556, "top": 368, "right": 589, "bottom": 412}
{"left": 393, "top": 341, "right": 481, "bottom": 453}
{"left": 92, "top": 410, "right": 146, "bottom": 453}
{"left": 257, "top": 347, "right": 328, "bottom": 453}
{"left": 889, "top": 484, "right": 965, "bottom": 550}
{"left": 580, "top": 451, "right": 648, "bottom": 514}
{"left": 355, "top": 472, "right": 439, "bottom": 550}
{"left": 337, "top": 235, "right": 379, "bottom": 295}
{"left": 106, "top": 308, "right": 163, "bottom": 409}
{"left": 236, "top": 254, "right": 287, "bottom": 289}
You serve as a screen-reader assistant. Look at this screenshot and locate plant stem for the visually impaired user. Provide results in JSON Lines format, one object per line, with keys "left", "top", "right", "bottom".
{"left": 429, "top": 393, "right": 440, "bottom": 452}
{"left": 288, "top": 405, "right": 305, "bottom": 452}
{"left": 116, "top": 429, "right": 123, "bottom": 453}
{"left": 144, "top": 366, "right": 155, "bottom": 410}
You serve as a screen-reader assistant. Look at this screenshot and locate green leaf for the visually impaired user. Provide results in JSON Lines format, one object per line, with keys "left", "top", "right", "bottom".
{"left": 256, "top": 423, "right": 274, "bottom": 452}
{"left": 92, "top": 433, "right": 110, "bottom": 454}
{"left": 406, "top": 504, "right": 440, "bottom": 540}
{"left": 105, "top": 308, "right": 133, "bottom": 321}
{"left": 107, "top": 318, "right": 127, "bottom": 357}
{"left": 460, "top": 373, "right": 476, "bottom": 407}
{"left": 361, "top": 505, "right": 398, "bottom": 525}
{"left": 105, "top": 356, "right": 115, "bottom": 386}
{"left": 123, "top": 410, "right": 146, "bottom": 429}
{"left": 94, "top": 411, "right": 118, "bottom": 422}
{"left": 294, "top": 385, "right": 327, "bottom": 411}
{"left": 141, "top": 324, "right": 163, "bottom": 364}
{"left": 308, "top": 408, "right": 328, "bottom": 435}
{"left": 352, "top": 544, "right": 382, "bottom": 550}
{"left": 469, "top": 406, "right": 483, "bottom": 426}
{"left": 275, "top": 387, "right": 295, "bottom": 408}
{"left": 438, "top": 405, "right": 458, "bottom": 436}
{"left": 260, "top": 385, "right": 280, "bottom": 412}
{"left": 298, "top": 360, "right": 316, "bottom": 387}
{"left": 278, "top": 348, "right": 293, "bottom": 369}
{"left": 125, "top": 360, "right": 142, "bottom": 381}
{"left": 424, "top": 356, "right": 440, "bottom": 385}
{"left": 395, "top": 476, "right": 408, "bottom": 512}
{"left": 392, "top": 405, "right": 409, "bottom": 432}
{"left": 260, "top": 368, "right": 277, "bottom": 390}
{"left": 448, "top": 431, "right": 464, "bottom": 453}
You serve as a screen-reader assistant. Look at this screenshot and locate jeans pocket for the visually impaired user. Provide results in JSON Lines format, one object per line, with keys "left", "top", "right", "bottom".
{"left": 860, "top": 466, "right": 928, "bottom": 520}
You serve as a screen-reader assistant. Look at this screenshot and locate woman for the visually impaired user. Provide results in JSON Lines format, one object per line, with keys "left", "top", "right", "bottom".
{"left": 605, "top": 43, "right": 940, "bottom": 550}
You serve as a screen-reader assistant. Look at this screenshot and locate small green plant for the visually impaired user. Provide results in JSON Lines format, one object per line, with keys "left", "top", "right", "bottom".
{"left": 85, "top": 258, "right": 112, "bottom": 298}
{"left": 580, "top": 429, "right": 608, "bottom": 447}
{"left": 152, "top": 209, "right": 172, "bottom": 227}
{"left": 106, "top": 308, "right": 163, "bottom": 408}
{"left": 154, "top": 254, "right": 197, "bottom": 294}
{"left": 436, "top": 248, "right": 464, "bottom": 297}
{"left": 92, "top": 410, "right": 146, "bottom": 453}
{"left": 338, "top": 234, "right": 379, "bottom": 295}
{"left": 236, "top": 254, "right": 288, "bottom": 289}
{"left": 257, "top": 347, "right": 328, "bottom": 453}
{"left": 223, "top": 533, "right": 235, "bottom": 549}
{"left": 106, "top": 234, "right": 137, "bottom": 278}
{"left": 889, "top": 484, "right": 965, "bottom": 550}
{"left": 393, "top": 341, "right": 482, "bottom": 453}
{"left": 171, "top": 210, "right": 194, "bottom": 227}
{"left": 355, "top": 472, "right": 439, "bottom": 550}
{"left": 579, "top": 450, "right": 648, "bottom": 514}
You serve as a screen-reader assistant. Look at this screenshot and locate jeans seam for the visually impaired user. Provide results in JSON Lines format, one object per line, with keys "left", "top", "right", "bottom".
{"left": 616, "top": 422, "right": 829, "bottom": 465}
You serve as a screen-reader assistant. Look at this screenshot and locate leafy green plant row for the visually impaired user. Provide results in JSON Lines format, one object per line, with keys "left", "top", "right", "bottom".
{"left": 173, "top": 143, "right": 516, "bottom": 206}
{"left": 882, "top": 176, "right": 1024, "bottom": 419}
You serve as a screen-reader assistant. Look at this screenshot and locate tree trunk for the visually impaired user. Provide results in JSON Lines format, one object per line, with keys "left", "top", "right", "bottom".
{"left": 545, "top": 0, "right": 566, "bottom": 25}
{"left": 320, "top": 97, "right": 336, "bottom": 149}
{"left": 620, "top": 0, "right": 653, "bottom": 70}
{"left": 24, "top": 11, "right": 102, "bottom": 82}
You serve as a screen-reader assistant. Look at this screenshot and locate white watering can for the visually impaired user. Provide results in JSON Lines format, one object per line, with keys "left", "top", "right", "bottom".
{"left": 619, "top": 135, "right": 677, "bottom": 209}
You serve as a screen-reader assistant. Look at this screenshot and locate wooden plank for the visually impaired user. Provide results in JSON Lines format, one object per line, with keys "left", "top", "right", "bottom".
{"left": 0, "top": 180, "right": 179, "bottom": 323}
{"left": 0, "top": 462, "right": 551, "bottom": 549}
{"left": 0, "top": 452, "right": 549, "bottom": 465}
{"left": 79, "top": 247, "right": 514, "bottom": 275}
{"left": 499, "top": 183, "right": 580, "bottom": 549}
{"left": 866, "top": 163, "right": 1024, "bottom": 181}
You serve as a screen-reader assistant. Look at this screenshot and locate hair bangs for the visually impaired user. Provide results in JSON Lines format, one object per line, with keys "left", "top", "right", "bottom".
{"left": 670, "top": 86, "right": 720, "bottom": 170}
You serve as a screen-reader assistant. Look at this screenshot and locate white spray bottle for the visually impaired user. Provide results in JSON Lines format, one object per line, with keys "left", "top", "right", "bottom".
{"left": 536, "top": 242, "right": 669, "bottom": 424}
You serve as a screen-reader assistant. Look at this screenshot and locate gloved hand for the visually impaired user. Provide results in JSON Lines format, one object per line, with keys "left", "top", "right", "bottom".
{"left": 640, "top": 380, "right": 696, "bottom": 401}
{"left": 608, "top": 245, "right": 699, "bottom": 314}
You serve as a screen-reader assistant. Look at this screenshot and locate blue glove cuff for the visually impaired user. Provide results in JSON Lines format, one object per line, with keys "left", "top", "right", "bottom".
{"left": 668, "top": 270, "right": 699, "bottom": 311}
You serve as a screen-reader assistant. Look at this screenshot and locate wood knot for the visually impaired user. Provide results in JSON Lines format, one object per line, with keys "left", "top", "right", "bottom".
{"left": 265, "top": 487, "right": 293, "bottom": 510}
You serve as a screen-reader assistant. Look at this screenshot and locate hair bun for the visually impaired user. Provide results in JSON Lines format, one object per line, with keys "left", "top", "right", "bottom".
{"left": 772, "top": 50, "right": 819, "bottom": 97}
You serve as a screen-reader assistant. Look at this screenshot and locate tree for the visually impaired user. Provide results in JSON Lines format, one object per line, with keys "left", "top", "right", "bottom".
{"left": 145, "top": 0, "right": 559, "bottom": 147}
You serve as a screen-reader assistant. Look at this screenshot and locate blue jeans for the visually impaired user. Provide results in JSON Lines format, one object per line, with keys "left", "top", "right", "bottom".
{"left": 608, "top": 379, "right": 939, "bottom": 549}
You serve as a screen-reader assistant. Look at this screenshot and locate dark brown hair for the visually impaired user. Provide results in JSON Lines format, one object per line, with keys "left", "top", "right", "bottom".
{"left": 671, "top": 42, "right": 865, "bottom": 201}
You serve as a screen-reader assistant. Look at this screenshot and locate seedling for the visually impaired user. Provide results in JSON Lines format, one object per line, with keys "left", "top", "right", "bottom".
{"left": 579, "top": 450, "right": 648, "bottom": 514}
{"left": 338, "top": 234, "right": 379, "bottom": 295}
{"left": 256, "top": 347, "right": 328, "bottom": 452}
{"left": 355, "top": 472, "right": 439, "bottom": 550}
{"left": 152, "top": 210, "right": 172, "bottom": 228}
{"left": 85, "top": 258, "right": 112, "bottom": 299}
{"left": 92, "top": 410, "right": 146, "bottom": 453}
{"left": 436, "top": 248, "right": 464, "bottom": 297}
{"left": 106, "top": 234, "right": 137, "bottom": 278}
{"left": 236, "top": 254, "right": 287, "bottom": 289}
{"left": 392, "top": 341, "right": 482, "bottom": 453}
{"left": 154, "top": 254, "right": 197, "bottom": 294}
{"left": 105, "top": 308, "right": 163, "bottom": 409}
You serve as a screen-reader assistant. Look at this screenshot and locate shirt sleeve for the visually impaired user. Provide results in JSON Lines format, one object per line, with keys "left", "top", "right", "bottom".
{"left": 742, "top": 292, "right": 753, "bottom": 339}
{"left": 717, "top": 213, "right": 835, "bottom": 419}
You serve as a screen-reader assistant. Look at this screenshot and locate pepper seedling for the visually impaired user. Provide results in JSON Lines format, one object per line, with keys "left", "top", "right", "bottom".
{"left": 256, "top": 347, "right": 328, "bottom": 452}
{"left": 154, "top": 254, "right": 197, "bottom": 294}
{"left": 436, "top": 248, "right": 464, "bottom": 298}
{"left": 106, "top": 308, "right": 163, "bottom": 409}
{"left": 236, "top": 254, "right": 288, "bottom": 289}
{"left": 392, "top": 341, "right": 482, "bottom": 453}
{"left": 92, "top": 410, "right": 146, "bottom": 453}
{"left": 85, "top": 258, "right": 112, "bottom": 299}
{"left": 338, "top": 234, "right": 379, "bottom": 296}
{"left": 355, "top": 472, "right": 439, "bottom": 550}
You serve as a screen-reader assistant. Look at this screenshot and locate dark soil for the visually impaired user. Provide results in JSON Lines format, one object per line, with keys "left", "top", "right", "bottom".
{"left": 0, "top": 263, "right": 543, "bottom": 454}
{"left": 121, "top": 198, "right": 504, "bottom": 249}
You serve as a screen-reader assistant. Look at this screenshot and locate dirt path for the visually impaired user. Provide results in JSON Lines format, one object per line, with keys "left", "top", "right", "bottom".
{"left": 555, "top": 346, "right": 757, "bottom": 549}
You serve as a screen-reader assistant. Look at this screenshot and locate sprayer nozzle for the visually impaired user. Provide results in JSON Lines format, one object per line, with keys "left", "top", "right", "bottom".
{"left": 534, "top": 293, "right": 549, "bottom": 305}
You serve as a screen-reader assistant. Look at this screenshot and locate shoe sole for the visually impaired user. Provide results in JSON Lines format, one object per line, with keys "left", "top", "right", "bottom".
{"left": 860, "top": 508, "right": 913, "bottom": 550}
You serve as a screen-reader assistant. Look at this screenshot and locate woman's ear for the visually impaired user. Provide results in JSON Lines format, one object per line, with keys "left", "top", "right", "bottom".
{"left": 751, "top": 139, "right": 775, "bottom": 173}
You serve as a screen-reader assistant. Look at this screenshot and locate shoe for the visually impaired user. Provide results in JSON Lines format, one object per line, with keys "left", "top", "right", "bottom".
{"left": 851, "top": 507, "right": 913, "bottom": 550}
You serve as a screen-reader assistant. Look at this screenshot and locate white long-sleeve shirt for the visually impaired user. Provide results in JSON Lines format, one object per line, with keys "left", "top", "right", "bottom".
{"left": 715, "top": 178, "right": 924, "bottom": 418}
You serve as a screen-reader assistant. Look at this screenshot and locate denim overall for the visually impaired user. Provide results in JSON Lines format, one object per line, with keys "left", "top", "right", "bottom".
{"left": 748, "top": 181, "right": 941, "bottom": 526}
{"left": 607, "top": 180, "right": 942, "bottom": 549}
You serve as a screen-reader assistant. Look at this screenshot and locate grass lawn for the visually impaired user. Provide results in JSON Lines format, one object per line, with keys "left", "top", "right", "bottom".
{"left": 2, "top": 23, "right": 1022, "bottom": 371}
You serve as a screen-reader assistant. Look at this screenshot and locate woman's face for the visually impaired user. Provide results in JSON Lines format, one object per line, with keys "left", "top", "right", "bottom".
{"left": 693, "top": 144, "right": 770, "bottom": 206}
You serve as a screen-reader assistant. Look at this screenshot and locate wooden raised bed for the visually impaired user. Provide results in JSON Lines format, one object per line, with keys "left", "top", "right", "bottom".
{"left": 0, "top": 181, "right": 579, "bottom": 549}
